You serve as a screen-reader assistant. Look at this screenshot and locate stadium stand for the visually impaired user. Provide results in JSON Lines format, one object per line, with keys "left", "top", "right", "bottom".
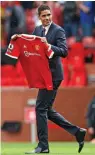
{"left": 1, "top": 1, "right": 95, "bottom": 87}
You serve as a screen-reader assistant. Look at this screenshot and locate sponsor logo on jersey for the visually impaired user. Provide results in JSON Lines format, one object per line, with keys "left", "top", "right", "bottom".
{"left": 24, "top": 51, "right": 41, "bottom": 57}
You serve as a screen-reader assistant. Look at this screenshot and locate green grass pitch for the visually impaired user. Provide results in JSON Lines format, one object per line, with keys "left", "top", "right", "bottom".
{"left": 1, "top": 142, "right": 95, "bottom": 155}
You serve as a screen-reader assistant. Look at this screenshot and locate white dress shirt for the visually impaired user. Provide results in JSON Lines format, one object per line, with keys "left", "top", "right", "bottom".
{"left": 43, "top": 22, "right": 54, "bottom": 58}
{"left": 43, "top": 22, "right": 52, "bottom": 35}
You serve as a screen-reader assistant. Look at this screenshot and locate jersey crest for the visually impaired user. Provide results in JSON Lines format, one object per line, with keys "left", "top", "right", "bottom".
{"left": 35, "top": 45, "right": 40, "bottom": 51}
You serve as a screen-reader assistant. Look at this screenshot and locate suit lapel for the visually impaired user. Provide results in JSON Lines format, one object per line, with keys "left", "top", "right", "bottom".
{"left": 46, "top": 23, "right": 55, "bottom": 39}
{"left": 39, "top": 23, "right": 55, "bottom": 39}
{"left": 38, "top": 25, "right": 43, "bottom": 37}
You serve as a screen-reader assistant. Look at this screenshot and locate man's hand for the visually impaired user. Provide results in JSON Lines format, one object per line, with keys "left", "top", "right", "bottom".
{"left": 41, "top": 37, "right": 51, "bottom": 49}
{"left": 41, "top": 37, "right": 48, "bottom": 43}
{"left": 11, "top": 34, "right": 21, "bottom": 40}
{"left": 88, "top": 127, "right": 94, "bottom": 135}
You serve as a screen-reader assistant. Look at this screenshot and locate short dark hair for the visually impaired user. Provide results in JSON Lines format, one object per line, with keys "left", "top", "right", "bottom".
{"left": 38, "top": 4, "right": 51, "bottom": 16}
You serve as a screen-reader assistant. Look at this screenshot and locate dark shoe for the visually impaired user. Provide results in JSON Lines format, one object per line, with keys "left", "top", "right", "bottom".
{"left": 25, "top": 147, "right": 49, "bottom": 154}
{"left": 76, "top": 128, "right": 87, "bottom": 153}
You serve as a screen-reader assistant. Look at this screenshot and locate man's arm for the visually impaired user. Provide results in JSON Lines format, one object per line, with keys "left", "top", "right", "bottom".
{"left": 51, "top": 29, "right": 68, "bottom": 58}
{"left": 4, "top": 40, "right": 20, "bottom": 65}
{"left": 77, "top": 2, "right": 92, "bottom": 13}
{"left": 86, "top": 98, "right": 95, "bottom": 135}
{"left": 14, "top": 6, "right": 25, "bottom": 30}
{"left": 4, "top": 54, "right": 18, "bottom": 65}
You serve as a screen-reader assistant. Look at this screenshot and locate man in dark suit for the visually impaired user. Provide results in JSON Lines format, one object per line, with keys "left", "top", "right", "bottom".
{"left": 86, "top": 96, "right": 95, "bottom": 143}
{"left": 24, "top": 4, "right": 86, "bottom": 154}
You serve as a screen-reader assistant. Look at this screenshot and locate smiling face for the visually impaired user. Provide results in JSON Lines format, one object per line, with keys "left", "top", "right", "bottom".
{"left": 39, "top": 9, "right": 52, "bottom": 27}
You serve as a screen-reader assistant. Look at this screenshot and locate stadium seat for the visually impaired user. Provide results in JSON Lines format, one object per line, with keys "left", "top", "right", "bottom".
{"left": 1, "top": 78, "right": 14, "bottom": 86}
{"left": 61, "top": 57, "right": 68, "bottom": 65}
{"left": 61, "top": 64, "right": 69, "bottom": 87}
{"left": 69, "top": 66, "right": 87, "bottom": 86}
{"left": 84, "top": 47, "right": 95, "bottom": 63}
{"left": 14, "top": 78, "right": 28, "bottom": 86}
{"left": 61, "top": 58, "right": 69, "bottom": 86}
{"left": 84, "top": 48, "right": 94, "bottom": 63}
{"left": 67, "top": 37, "right": 76, "bottom": 48}
{"left": 93, "top": 48, "right": 95, "bottom": 63}
{"left": 68, "top": 42, "right": 85, "bottom": 67}
{"left": 1, "top": 62, "right": 28, "bottom": 86}
{"left": 1, "top": 65, "right": 17, "bottom": 86}
{"left": 1, "top": 65, "right": 16, "bottom": 77}
{"left": 83, "top": 37, "right": 95, "bottom": 48}
{"left": 72, "top": 56, "right": 84, "bottom": 68}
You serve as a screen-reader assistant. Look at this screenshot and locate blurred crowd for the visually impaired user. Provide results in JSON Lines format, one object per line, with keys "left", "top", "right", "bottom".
{"left": 1, "top": 1, "right": 95, "bottom": 47}
{"left": 1, "top": 1, "right": 95, "bottom": 87}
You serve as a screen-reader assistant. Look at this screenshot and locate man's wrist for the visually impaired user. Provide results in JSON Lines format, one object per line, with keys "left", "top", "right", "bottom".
{"left": 48, "top": 44, "right": 51, "bottom": 49}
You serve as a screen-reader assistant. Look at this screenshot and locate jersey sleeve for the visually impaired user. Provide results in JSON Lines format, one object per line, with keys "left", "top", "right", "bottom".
{"left": 44, "top": 42, "right": 54, "bottom": 59}
{"left": 5, "top": 40, "right": 20, "bottom": 60}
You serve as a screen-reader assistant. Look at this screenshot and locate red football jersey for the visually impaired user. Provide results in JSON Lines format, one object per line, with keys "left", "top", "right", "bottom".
{"left": 5, "top": 35, "right": 54, "bottom": 90}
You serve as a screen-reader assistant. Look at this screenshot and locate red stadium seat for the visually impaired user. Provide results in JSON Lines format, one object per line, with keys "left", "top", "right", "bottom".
{"left": 84, "top": 47, "right": 95, "bottom": 63}
{"left": 93, "top": 48, "right": 95, "bottom": 63}
{"left": 72, "top": 56, "right": 84, "bottom": 68}
{"left": 69, "top": 66, "right": 87, "bottom": 86}
{"left": 84, "top": 48, "right": 93, "bottom": 57}
{"left": 61, "top": 64, "right": 69, "bottom": 87}
{"left": 1, "top": 63, "right": 28, "bottom": 86}
{"left": 1, "top": 65, "right": 17, "bottom": 86}
{"left": 67, "top": 37, "right": 76, "bottom": 48}
{"left": 1, "top": 65, "right": 15, "bottom": 77}
{"left": 61, "top": 57, "right": 68, "bottom": 65}
{"left": 83, "top": 37, "right": 95, "bottom": 48}
{"left": 68, "top": 42, "right": 85, "bottom": 67}
{"left": 14, "top": 78, "right": 28, "bottom": 86}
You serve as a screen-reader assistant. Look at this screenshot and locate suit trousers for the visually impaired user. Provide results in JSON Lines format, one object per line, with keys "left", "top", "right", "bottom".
{"left": 36, "top": 80, "right": 79, "bottom": 149}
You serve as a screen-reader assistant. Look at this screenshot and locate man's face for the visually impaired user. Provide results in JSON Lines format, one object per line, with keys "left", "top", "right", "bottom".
{"left": 39, "top": 10, "right": 52, "bottom": 27}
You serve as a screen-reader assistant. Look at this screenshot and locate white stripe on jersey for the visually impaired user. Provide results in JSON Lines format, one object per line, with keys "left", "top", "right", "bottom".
{"left": 5, "top": 53, "right": 18, "bottom": 59}
{"left": 47, "top": 44, "right": 51, "bottom": 51}
{"left": 49, "top": 51, "right": 54, "bottom": 59}
{"left": 20, "top": 35, "right": 42, "bottom": 41}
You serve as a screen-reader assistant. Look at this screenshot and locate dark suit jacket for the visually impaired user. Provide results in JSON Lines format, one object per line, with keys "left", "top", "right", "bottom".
{"left": 86, "top": 96, "right": 95, "bottom": 128}
{"left": 32, "top": 22, "right": 68, "bottom": 81}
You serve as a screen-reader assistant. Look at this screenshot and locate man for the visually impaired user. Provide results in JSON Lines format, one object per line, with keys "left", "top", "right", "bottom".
{"left": 11, "top": 4, "right": 86, "bottom": 154}
{"left": 77, "top": 1, "right": 94, "bottom": 37}
{"left": 63, "top": 1, "right": 80, "bottom": 38}
{"left": 24, "top": 4, "right": 86, "bottom": 154}
{"left": 86, "top": 96, "right": 95, "bottom": 143}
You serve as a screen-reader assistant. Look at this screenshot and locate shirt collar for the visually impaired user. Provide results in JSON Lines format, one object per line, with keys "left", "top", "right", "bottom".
{"left": 43, "top": 22, "right": 52, "bottom": 35}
